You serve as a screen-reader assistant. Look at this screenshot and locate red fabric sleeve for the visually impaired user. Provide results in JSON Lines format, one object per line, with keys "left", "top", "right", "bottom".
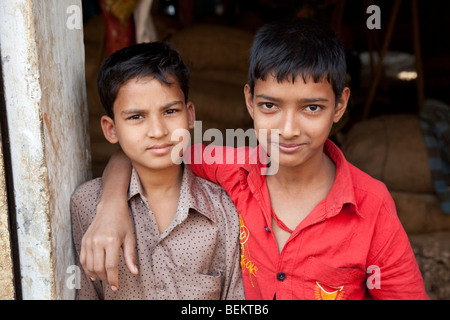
{"left": 366, "top": 194, "right": 429, "bottom": 300}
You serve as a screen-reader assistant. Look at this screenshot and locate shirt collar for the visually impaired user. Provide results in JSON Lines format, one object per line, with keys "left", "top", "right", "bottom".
{"left": 128, "top": 165, "right": 218, "bottom": 223}
{"left": 238, "top": 139, "right": 363, "bottom": 219}
{"left": 322, "top": 139, "right": 363, "bottom": 218}
{"left": 238, "top": 145, "right": 267, "bottom": 191}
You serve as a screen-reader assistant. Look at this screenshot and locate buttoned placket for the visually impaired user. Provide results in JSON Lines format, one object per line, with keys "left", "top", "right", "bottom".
{"left": 252, "top": 186, "right": 292, "bottom": 296}
{"left": 146, "top": 200, "right": 189, "bottom": 300}
{"left": 134, "top": 196, "right": 164, "bottom": 299}
{"left": 244, "top": 169, "right": 282, "bottom": 296}
{"left": 152, "top": 242, "right": 166, "bottom": 299}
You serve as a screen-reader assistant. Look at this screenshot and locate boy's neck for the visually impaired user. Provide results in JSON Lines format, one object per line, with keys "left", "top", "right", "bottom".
{"left": 134, "top": 164, "right": 183, "bottom": 199}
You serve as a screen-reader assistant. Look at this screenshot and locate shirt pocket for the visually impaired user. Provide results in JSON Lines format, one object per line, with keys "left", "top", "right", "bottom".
{"left": 175, "top": 269, "right": 223, "bottom": 300}
{"left": 303, "top": 257, "right": 366, "bottom": 300}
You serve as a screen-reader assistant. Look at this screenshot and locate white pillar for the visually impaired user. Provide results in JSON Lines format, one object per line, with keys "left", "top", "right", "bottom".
{"left": 0, "top": 126, "right": 15, "bottom": 300}
{"left": 0, "top": 0, "right": 91, "bottom": 299}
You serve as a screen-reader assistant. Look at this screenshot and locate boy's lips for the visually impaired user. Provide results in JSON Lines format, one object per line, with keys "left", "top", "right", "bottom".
{"left": 272, "top": 142, "right": 306, "bottom": 153}
{"left": 146, "top": 143, "right": 173, "bottom": 155}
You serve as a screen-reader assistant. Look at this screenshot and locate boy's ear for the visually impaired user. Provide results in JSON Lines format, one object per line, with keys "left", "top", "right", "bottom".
{"left": 244, "top": 84, "right": 254, "bottom": 120}
{"left": 101, "top": 115, "right": 119, "bottom": 144}
{"left": 333, "top": 87, "right": 350, "bottom": 123}
{"left": 186, "top": 101, "right": 196, "bottom": 130}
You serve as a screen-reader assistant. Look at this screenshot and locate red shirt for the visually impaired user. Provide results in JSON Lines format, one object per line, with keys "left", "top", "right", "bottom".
{"left": 186, "top": 140, "right": 428, "bottom": 300}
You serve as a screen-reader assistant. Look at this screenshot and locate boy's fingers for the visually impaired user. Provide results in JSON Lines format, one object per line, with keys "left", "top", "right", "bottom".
{"left": 85, "top": 244, "right": 99, "bottom": 281}
{"left": 105, "top": 244, "right": 120, "bottom": 291}
{"left": 79, "top": 245, "right": 96, "bottom": 281}
{"left": 92, "top": 247, "right": 108, "bottom": 283}
{"left": 124, "top": 235, "right": 138, "bottom": 275}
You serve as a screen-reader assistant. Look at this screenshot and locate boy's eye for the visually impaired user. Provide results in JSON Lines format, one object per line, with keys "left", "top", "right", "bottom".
{"left": 165, "top": 109, "right": 179, "bottom": 115}
{"left": 128, "top": 114, "right": 143, "bottom": 120}
{"left": 305, "top": 105, "right": 322, "bottom": 112}
{"left": 260, "top": 103, "right": 275, "bottom": 109}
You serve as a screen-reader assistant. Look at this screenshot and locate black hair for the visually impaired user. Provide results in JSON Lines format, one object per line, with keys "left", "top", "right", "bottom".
{"left": 248, "top": 17, "right": 346, "bottom": 102}
{"left": 97, "top": 41, "right": 190, "bottom": 119}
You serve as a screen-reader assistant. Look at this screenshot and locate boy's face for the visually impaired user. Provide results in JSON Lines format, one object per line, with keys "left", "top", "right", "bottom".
{"left": 244, "top": 74, "right": 349, "bottom": 170}
{"left": 101, "top": 76, "right": 195, "bottom": 173}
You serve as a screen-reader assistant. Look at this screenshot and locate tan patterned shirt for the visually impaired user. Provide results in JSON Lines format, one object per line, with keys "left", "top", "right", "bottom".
{"left": 71, "top": 165, "right": 245, "bottom": 300}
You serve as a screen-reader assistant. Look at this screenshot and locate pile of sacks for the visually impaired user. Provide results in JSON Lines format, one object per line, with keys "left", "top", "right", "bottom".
{"left": 341, "top": 113, "right": 450, "bottom": 299}
{"left": 168, "top": 25, "right": 254, "bottom": 139}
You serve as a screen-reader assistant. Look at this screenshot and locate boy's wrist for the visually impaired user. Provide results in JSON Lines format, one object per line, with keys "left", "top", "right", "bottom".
{"left": 97, "top": 195, "right": 128, "bottom": 217}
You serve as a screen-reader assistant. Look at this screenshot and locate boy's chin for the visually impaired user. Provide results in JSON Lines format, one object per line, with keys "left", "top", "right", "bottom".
{"left": 132, "top": 158, "right": 181, "bottom": 172}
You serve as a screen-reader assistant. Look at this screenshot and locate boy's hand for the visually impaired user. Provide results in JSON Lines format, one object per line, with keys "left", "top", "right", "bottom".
{"left": 80, "top": 198, "right": 138, "bottom": 291}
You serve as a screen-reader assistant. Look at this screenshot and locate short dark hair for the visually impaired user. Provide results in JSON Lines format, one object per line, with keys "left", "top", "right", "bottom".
{"left": 97, "top": 42, "right": 190, "bottom": 119}
{"left": 248, "top": 18, "right": 346, "bottom": 101}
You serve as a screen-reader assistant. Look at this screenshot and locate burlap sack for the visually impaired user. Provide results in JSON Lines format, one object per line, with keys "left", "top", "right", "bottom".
{"left": 168, "top": 25, "right": 253, "bottom": 74}
{"left": 392, "top": 191, "right": 450, "bottom": 234}
{"left": 189, "top": 77, "right": 251, "bottom": 131}
{"left": 168, "top": 25, "right": 254, "bottom": 137}
{"left": 342, "top": 114, "right": 434, "bottom": 193}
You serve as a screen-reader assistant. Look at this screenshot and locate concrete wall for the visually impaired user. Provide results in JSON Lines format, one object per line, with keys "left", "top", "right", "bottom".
{"left": 0, "top": 0, "right": 91, "bottom": 299}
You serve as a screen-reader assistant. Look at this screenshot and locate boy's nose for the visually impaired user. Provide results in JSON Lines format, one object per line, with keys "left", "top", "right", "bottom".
{"left": 147, "top": 118, "right": 169, "bottom": 138}
{"left": 279, "top": 112, "right": 300, "bottom": 139}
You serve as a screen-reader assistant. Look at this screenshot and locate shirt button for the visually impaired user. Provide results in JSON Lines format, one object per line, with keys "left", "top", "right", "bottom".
{"left": 277, "top": 272, "right": 286, "bottom": 281}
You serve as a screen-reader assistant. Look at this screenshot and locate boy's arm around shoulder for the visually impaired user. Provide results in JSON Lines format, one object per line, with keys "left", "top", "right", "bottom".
{"left": 359, "top": 177, "right": 428, "bottom": 300}
{"left": 187, "top": 144, "right": 247, "bottom": 203}
{"left": 209, "top": 184, "right": 245, "bottom": 300}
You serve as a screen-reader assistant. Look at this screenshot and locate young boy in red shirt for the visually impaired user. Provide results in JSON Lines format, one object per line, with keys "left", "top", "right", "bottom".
{"left": 81, "top": 18, "right": 428, "bottom": 299}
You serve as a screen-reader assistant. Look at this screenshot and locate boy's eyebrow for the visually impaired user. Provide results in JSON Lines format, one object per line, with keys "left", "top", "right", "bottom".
{"left": 255, "top": 94, "right": 329, "bottom": 103}
{"left": 160, "top": 100, "right": 184, "bottom": 110}
{"left": 255, "top": 94, "right": 282, "bottom": 102}
{"left": 121, "top": 108, "right": 144, "bottom": 115}
{"left": 297, "top": 97, "right": 329, "bottom": 103}
{"left": 120, "top": 101, "right": 184, "bottom": 115}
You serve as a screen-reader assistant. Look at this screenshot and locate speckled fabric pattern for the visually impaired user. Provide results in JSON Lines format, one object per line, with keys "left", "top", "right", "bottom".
{"left": 71, "top": 165, "right": 244, "bottom": 300}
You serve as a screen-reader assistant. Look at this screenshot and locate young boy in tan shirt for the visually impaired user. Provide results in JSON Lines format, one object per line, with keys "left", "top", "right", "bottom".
{"left": 70, "top": 41, "right": 244, "bottom": 299}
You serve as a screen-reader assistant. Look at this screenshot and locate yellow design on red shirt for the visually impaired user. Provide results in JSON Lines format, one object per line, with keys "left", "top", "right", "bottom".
{"left": 239, "top": 214, "right": 258, "bottom": 287}
{"left": 314, "top": 281, "right": 345, "bottom": 300}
